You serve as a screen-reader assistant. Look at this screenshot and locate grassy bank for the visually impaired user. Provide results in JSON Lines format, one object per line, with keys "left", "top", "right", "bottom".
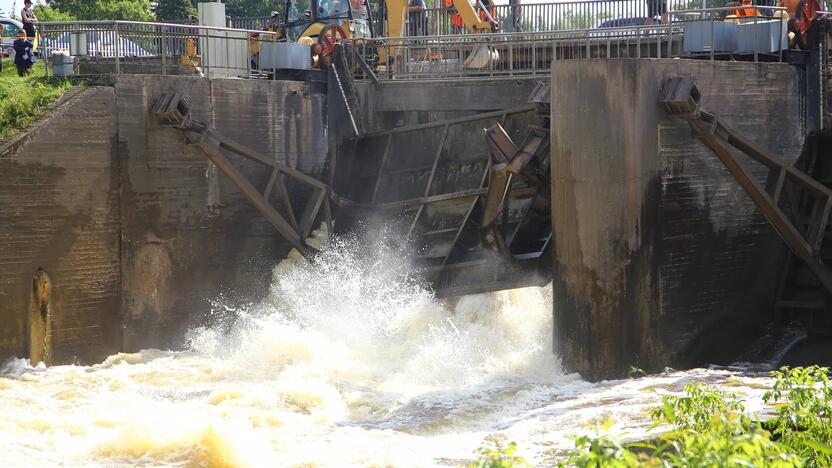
{"left": 0, "top": 58, "right": 75, "bottom": 142}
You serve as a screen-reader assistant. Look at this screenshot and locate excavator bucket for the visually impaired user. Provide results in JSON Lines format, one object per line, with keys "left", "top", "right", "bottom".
{"left": 463, "top": 44, "right": 500, "bottom": 70}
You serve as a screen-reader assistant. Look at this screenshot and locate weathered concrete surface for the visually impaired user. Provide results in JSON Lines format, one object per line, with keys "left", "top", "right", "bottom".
{"left": 0, "top": 87, "right": 121, "bottom": 363}
{"left": 0, "top": 76, "right": 329, "bottom": 363}
{"left": 115, "top": 76, "right": 328, "bottom": 351}
{"left": 354, "top": 77, "right": 544, "bottom": 132}
{"left": 550, "top": 59, "right": 804, "bottom": 379}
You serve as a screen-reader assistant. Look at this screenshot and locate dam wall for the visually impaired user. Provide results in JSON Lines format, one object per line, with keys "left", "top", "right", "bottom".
{"left": 352, "top": 77, "right": 544, "bottom": 133}
{"left": 0, "top": 76, "right": 328, "bottom": 363}
{"left": 550, "top": 59, "right": 805, "bottom": 379}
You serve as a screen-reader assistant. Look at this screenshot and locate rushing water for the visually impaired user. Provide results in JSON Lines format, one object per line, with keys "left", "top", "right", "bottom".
{"left": 0, "top": 233, "right": 778, "bottom": 467}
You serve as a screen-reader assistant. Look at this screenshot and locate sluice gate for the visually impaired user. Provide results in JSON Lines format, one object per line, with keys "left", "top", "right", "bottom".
{"left": 333, "top": 88, "right": 553, "bottom": 296}
{"left": 152, "top": 86, "right": 554, "bottom": 297}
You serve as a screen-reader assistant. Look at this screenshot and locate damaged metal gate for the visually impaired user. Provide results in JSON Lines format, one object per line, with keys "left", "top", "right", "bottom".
{"left": 334, "top": 84, "right": 553, "bottom": 296}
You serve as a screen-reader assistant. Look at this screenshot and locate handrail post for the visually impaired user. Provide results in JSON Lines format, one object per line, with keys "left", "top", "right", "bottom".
{"left": 161, "top": 26, "right": 167, "bottom": 75}
{"left": 753, "top": 8, "right": 758, "bottom": 63}
{"left": 205, "top": 27, "right": 210, "bottom": 77}
{"left": 272, "top": 32, "right": 277, "bottom": 81}
{"left": 114, "top": 21, "right": 121, "bottom": 74}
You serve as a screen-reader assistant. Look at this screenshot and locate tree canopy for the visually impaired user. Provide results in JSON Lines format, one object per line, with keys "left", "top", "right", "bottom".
{"left": 44, "top": 0, "right": 155, "bottom": 21}
{"left": 155, "top": 0, "right": 196, "bottom": 21}
{"left": 37, "top": 0, "right": 282, "bottom": 22}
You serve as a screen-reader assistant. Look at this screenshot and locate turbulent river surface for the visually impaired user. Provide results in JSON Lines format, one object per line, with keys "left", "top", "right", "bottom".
{"left": 0, "top": 236, "right": 778, "bottom": 467}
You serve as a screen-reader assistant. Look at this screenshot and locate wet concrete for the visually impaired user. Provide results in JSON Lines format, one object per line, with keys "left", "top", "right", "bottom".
{"left": 0, "top": 76, "right": 329, "bottom": 363}
{"left": 550, "top": 59, "right": 805, "bottom": 380}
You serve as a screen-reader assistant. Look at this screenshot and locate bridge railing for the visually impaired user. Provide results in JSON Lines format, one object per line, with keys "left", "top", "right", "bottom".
{"left": 353, "top": 5, "right": 790, "bottom": 81}
{"left": 219, "top": 0, "right": 770, "bottom": 37}
{"left": 351, "top": 24, "right": 681, "bottom": 80}
{"left": 38, "top": 20, "right": 279, "bottom": 78}
{"left": 417, "top": 0, "right": 691, "bottom": 35}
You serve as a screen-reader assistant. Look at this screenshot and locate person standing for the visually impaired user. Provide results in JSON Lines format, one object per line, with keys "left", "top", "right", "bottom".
{"left": 445, "top": 0, "right": 463, "bottom": 33}
{"left": 408, "top": 0, "right": 428, "bottom": 36}
{"left": 13, "top": 29, "right": 34, "bottom": 77}
{"left": 645, "top": 0, "right": 668, "bottom": 25}
{"left": 21, "top": 0, "right": 38, "bottom": 41}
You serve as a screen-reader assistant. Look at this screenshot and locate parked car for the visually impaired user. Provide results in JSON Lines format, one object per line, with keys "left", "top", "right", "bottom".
{"left": 1, "top": 17, "right": 24, "bottom": 57}
{"left": 595, "top": 17, "right": 650, "bottom": 28}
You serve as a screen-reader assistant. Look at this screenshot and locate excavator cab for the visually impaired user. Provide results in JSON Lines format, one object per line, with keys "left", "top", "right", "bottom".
{"left": 270, "top": 0, "right": 374, "bottom": 42}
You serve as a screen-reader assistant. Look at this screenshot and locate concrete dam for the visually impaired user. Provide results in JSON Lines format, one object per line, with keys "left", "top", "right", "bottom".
{"left": 2, "top": 56, "right": 818, "bottom": 377}
{"left": 3, "top": 7, "right": 832, "bottom": 464}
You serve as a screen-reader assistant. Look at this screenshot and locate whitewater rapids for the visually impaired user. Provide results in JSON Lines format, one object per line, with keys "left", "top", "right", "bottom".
{"left": 0, "top": 235, "right": 777, "bottom": 467}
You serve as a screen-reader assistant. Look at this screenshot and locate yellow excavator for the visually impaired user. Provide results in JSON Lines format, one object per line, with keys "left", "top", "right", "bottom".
{"left": 255, "top": 0, "right": 497, "bottom": 68}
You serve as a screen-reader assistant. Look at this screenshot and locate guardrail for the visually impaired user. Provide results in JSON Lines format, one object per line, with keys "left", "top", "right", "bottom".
{"left": 352, "top": 5, "right": 791, "bottom": 81}
{"left": 34, "top": 5, "right": 791, "bottom": 80}
{"left": 417, "top": 0, "right": 692, "bottom": 35}
{"left": 220, "top": 0, "right": 771, "bottom": 37}
{"left": 39, "top": 20, "right": 279, "bottom": 78}
{"left": 351, "top": 25, "right": 682, "bottom": 80}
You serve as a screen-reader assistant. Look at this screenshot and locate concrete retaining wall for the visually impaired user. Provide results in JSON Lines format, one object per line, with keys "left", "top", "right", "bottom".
{"left": 0, "top": 76, "right": 328, "bottom": 363}
{"left": 550, "top": 59, "right": 805, "bottom": 379}
{"left": 0, "top": 87, "right": 121, "bottom": 362}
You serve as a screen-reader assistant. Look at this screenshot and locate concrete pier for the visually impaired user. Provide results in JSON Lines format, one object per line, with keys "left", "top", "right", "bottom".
{"left": 550, "top": 59, "right": 805, "bottom": 379}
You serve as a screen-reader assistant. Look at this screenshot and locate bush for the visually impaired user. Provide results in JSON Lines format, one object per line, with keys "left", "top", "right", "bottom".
{"left": 764, "top": 366, "right": 832, "bottom": 466}
{"left": 556, "top": 369, "right": 832, "bottom": 467}
{"left": 471, "top": 438, "right": 531, "bottom": 468}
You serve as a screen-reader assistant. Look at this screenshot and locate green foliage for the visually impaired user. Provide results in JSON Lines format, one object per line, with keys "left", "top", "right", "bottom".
{"left": 764, "top": 366, "right": 832, "bottom": 466}
{"left": 33, "top": 6, "right": 77, "bottom": 22}
{"left": 154, "top": 0, "right": 195, "bottom": 22}
{"left": 0, "top": 59, "right": 74, "bottom": 141}
{"left": 558, "top": 375, "right": 830, "bottom": 467}
{"left": 44, "top": 0, "right": 154, "bottom": 21}
{"left": 471, "top": 437, "right": 531, "bottom": 468}
{"left": 559, "top": 434, "right": 648, "bottom": 467}
{"left": 222, "top": 0, "right": 280, "bottom": 18}
{"left": 651, "top": 382, "right": 746, "bottom": 433}
{"left": 654, "top": 415, "right": 801, "bottom": 467}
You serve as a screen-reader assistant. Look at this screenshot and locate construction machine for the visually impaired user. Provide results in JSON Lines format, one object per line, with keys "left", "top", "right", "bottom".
{"left": 252, "top": 0, "right": 497, "bottom": 69}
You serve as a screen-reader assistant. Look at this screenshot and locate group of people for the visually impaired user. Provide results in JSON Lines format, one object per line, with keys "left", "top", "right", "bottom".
{"left": 9, "top": 0, "right": 38, "bottom": 77}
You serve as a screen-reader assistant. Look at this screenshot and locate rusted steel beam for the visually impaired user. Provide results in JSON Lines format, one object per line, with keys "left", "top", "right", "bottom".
{"left": 151, "top": 93, "right": 340, "bottom": 258}
{"left": 686, "top": 117, "right": 832, "bottom": 295}
{"left": 187, "top": 128, "right": 311, "bottom": 256}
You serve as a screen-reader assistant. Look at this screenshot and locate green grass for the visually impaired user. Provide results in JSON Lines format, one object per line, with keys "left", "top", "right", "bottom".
{"left": 0, "top": 58, "right": 75, "bottom": 142}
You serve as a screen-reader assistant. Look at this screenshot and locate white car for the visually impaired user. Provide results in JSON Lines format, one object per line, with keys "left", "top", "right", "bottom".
{"left": 1, "top": 17, "right": 24, "bottom": 57}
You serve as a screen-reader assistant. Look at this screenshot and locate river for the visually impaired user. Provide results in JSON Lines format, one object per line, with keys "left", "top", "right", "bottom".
{"left": 0, "top": 235, "right": 778, "bottom": 467}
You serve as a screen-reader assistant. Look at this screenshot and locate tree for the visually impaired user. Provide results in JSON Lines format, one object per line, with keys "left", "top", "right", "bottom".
{"left": 44, "top": 0, "right": 155, "bottom": 21}
{"left": 154, "top": 0, "right": 195, "bottom": 21}
{"left": 222, "top": 0, "right": 280, "bottom": 17}
{"left": 34, "top": 5, "right": 77, "bottom": 22}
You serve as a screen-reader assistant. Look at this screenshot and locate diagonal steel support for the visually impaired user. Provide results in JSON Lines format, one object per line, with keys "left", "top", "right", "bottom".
{"left": 662, "top": 77, "right": 832, "bottom": 295}
{"left": 151, "top": 93, "right": 339, "bottom": 258}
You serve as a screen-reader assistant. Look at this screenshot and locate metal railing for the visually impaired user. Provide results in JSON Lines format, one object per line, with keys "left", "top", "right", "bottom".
{"left": 33, "top": 4, "right": 792, "bottom": 80}
{"left": 38, "top": 20, "right": 280, "bottom": 78}
{"left": 416, "top": 0, "right": 694, "bottom": 35}
{"left": 351, "top": 4, "right": 792, "bottom": 81}
{"left": 222, "top": 0, "right": 775, "bottom": 38}
{"left": 228, "top": 15, "right": 281, "bottom": 30}
{"left": 352, "top": 24, "right": 682, "bottom": 80}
